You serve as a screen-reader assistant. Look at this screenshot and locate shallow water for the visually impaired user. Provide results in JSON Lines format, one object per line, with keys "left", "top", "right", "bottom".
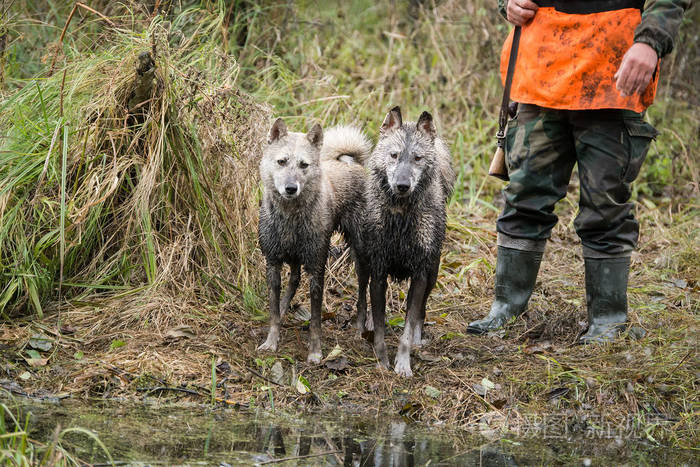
{"left": 4, "top": 398, "right": 696, "bottom": 466}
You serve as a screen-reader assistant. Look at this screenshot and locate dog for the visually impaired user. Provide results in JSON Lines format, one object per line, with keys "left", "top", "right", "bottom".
{"left": 363, "top": 106, "right": 454, "bottom": 377}
{"left": 257, "top": 119, "right": 372, "bottom": 363}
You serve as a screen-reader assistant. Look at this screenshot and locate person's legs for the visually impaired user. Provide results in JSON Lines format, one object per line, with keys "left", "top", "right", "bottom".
{"left": 572, "top": 110, "right": 657, "bottom": 342}
{"left": 469, "top": 104, "right": 576, "bottom": 334}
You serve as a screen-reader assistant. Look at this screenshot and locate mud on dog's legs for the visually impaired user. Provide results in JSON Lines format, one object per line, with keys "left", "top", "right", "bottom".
{"left": 370, "top": 275, "right": 390, "bottom": 369}
{"left": 258, "top": 262, "right": 282, "bottom": 351}
{"left": 414, "top": 260, "right": 439, "bottom": 347}
{"left": 395, "top": 275, "right": 427, "bottom": 377}
{"left": 355, "top": 257, "right": 371, "bottom": 333}
{"left": 307, "top": 265, "right": 324, "bottom": 364}
{"left": 280, "top": 262, "right": 301, "bottom": 318}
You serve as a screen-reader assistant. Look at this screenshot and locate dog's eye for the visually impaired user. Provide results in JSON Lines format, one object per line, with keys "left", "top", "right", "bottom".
{"left": 414, "top": 154, "right": 422, "bottom": 161}
{"left": 299, "top": 161, "right": 309, "bottom": 169}
{"left": 390, "top": 153, "right": 398, "bottom": 159}
{"left": 277, "top": 159, "right": 287, "bottom": 166}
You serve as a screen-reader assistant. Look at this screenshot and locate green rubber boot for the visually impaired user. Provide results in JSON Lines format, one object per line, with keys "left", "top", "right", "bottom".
{"left": 467, "top": 246, "right": 543, "bottom": 335}
{"left": 579, "top": 256, "right": 630, "bottom": 344}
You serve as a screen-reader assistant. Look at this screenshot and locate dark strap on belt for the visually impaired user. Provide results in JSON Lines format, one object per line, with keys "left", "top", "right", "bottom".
{"left": 535, "top": 0, "right": 644, "bottom": 14}
{"left": 496, "top": 26, "right": 521, "bottom": 150}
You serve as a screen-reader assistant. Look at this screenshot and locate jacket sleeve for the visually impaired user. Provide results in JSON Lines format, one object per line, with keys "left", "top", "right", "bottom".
{"left": 634, "top": 0, "right": 692, "bottom": 58}
{"left": 498, "top": 0, "right": 508, "bottom": 20}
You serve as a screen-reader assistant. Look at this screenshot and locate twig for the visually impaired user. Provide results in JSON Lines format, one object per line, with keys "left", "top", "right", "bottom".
{"left": 48, "top": 2, "right": 116, "bottom": 76}
{"left": 137, "top": 386, "right": 200, "bottom": 397}
{"left": 667, "top": 349, "right": 693, "bottom": 378}
{"left": 258, "top": 450, "right": 342, "bottom": 465}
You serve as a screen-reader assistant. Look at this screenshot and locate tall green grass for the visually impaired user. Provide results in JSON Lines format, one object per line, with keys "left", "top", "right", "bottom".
{"left": 0, "top": 4, "right": 266, "bottom": 317}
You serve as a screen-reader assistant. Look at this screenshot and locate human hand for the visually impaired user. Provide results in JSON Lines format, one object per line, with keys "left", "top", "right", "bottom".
{"left": 614, "top": 42, "right": 658, "bottom": 97}
{"left": 506, "top": 0, "right": 538, "bottom": 26}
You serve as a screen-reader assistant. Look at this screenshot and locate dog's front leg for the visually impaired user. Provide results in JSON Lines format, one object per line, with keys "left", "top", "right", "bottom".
{"left": 414, "top": 260, "right": 439, "bottom": 347}
{"left": 370, "top": 275, "right": 390, "bottom": 369}
{"left": 280, "top": 262, "right": 301, "bottom": 318}
{"left": 307, "top": 265, "right": 324, "bottom": 364}
{"left": 395, "top": 274, "right": 427, "bottom": 377}
{"left": 258, "top": 262, "right": 282, "bottom": 351}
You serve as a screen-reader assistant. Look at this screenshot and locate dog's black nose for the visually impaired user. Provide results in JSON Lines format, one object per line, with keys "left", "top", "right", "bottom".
{"left": 285, "top": 184, "right": 298, "bottom": 195}
{"left": 396, "top": 183, "right": 410, "bottom": 193}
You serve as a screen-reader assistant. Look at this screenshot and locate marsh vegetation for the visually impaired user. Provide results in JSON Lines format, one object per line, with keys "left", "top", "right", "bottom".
{"left": 0, "top": 0, "right": 697, "bottom": 464}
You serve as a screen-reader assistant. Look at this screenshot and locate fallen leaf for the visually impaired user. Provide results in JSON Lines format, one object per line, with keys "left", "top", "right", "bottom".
{"left": 216, "top": 361, "right": 231, "bottom": 375}
{"left": 323, "top": 344, "right": 343, "bottom": 362}
{"left": 492, "top": 399, "right": 507, "bottom": 409}
{"left": 481, "top": 377, "right": 496, "bottom": 391}
{"left": 387, "top": 315, "right": 405, "bottom": 328}
{"left": 165, "top": 325, "right": 196, "bottom": 339}
{"left": 24, "top": 349, "right": 48, "bottom": 367}
{"left": 424, "top": 385, "right": 441, "bottom": 398}
{"left": 417, "top": 351, "right": 441, "bottom": 363}
{"left": 294, "top": 307, "right": 311, "bottom": 322}
{"left": 296, "top": 375, "right": 311, "bottom": 394}
{"left": 270, "top": 361, "right": 284, "bottom": 384}
{"left": 546, "top": 387, "right": 569, "bottom": 400}
{"left": 473, "top": 384, "right": 487, "bottom": 396}
{"left": 19, "top": 371, "right": 31, "bottom": 380}
{"left": 523, "top": 341, "right": 552, "bottom": 354}
{"left": 28, "top": 334, "right": 52, "bottom": 352}
{"left": 325, "top": 357, "right": 348, "bottom": 371}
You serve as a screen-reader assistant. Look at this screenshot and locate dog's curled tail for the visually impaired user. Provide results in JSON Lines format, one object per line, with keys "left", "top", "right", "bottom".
{"left": 321, "top": 125, "right": 372, "bottom": 166}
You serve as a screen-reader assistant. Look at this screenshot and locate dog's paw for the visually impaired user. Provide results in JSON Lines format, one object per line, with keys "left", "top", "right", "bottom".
{"left": 394, "top": 354, "right": 413, "bottom": 378}
{"left": 257, "top": 339, "right": 278, "bottom": 352}
{"left": 306, "top": 351, "right": 322, "bottom": 365}
{"left": 376, "top": 360, "right": 391, "bottom": 371}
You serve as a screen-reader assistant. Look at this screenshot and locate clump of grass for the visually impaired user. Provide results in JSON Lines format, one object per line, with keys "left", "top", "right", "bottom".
{"left": 0, "top": 6, "right": 267, "bottom": 317}
{"left": 1, "top": 396, "right": 112, "bottom": 466}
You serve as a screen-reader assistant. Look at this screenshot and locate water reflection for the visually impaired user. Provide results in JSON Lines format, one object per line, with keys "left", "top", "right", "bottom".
{"left": 4, "top": 399, "right": 694, "bottom": 466}
{"left": 229, "top": 418, "right": 515, "bottom": 466}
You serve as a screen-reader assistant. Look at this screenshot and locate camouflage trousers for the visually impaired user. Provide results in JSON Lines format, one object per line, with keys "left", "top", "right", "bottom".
{"left": 497, "top": 104, "right": 658, "bottom": 257}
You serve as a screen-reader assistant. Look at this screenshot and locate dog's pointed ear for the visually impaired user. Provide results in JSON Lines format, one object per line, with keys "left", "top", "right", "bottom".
{"left": 416, "top": 111, "right": 436, "bottom": 139}
{"left": 269, "top": 118, "right": 288, "bottom": 144}
{"left": 307, "top": 123, "right": 323, "bottom": 148}
{"left": 380, "top": 106, "right": 402, "bottom": 134}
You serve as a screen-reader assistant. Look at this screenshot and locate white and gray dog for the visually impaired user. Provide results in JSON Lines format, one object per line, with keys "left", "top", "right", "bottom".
{"left": 257, "top": 119, "right": 372, "bottom": 363}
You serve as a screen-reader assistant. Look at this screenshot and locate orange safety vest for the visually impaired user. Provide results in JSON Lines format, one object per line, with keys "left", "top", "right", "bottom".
{"left": 500, "top": 0, "right": 659, "bottom": 112}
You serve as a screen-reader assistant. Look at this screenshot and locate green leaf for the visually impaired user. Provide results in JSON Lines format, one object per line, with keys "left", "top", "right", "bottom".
{"left": 26, "top": 349, "right": 41, "bottom": 360}
{"left": 387, "top": 316, "right": 405, "bottom": 327}
{"left": 74, "top": 350, "right": 84, "bottom": 360}
{"left": 110, "top": 339, "right": 126, "bottom": 350}
{"left": 424, "top": 385, "right": 442, "bottom": 399}
{"left": 296, "top": 375, "right": 311, "bottom": 394}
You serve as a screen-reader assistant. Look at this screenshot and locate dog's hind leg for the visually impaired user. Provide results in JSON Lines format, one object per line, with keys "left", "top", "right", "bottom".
{"left": 413, "top": 260, "right": 439, "bottom": 347}
{"left": 258, "top": 262, "right": 282, "bottom": 352}
{"left": 355, "top": 256, "right": 371, "bottom": 334}
{"left": 307, "top": 265, "right": 325, "bottom": 364}
{"left": 370, "top": 275, "right": 390, "bottom": 369}
{"left": 395, "top": 274, "right": 427, "bottom": 377}
{"left": 280, "top": 262, "right": 301, "bottom": 318}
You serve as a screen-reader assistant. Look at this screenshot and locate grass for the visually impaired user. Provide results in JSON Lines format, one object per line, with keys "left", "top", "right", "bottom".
{"left": 0, "top": 0, "right": 697, "bottom": 457}
{"left": 1, "top": 395, "right": 112, "bottom": 466}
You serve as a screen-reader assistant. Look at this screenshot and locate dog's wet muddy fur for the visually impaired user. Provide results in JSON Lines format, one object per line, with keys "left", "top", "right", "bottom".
{"left": 257, "top": 120, "right": 372, "bottom": 363}
{"left": 364, "top": 106, "right": 455, "bottom": 377}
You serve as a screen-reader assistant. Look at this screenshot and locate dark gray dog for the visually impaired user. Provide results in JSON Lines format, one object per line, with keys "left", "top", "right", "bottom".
{"left": 364, "top": 106, "right": 454, "bottom": 377}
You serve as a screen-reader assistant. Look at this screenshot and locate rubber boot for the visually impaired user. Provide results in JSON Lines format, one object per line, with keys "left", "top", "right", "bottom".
{"left": 467, "top": 246, "right": 543, "bottom": 334}
{"left": 579, "top": 256, "right": 630, "bottom": 344}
